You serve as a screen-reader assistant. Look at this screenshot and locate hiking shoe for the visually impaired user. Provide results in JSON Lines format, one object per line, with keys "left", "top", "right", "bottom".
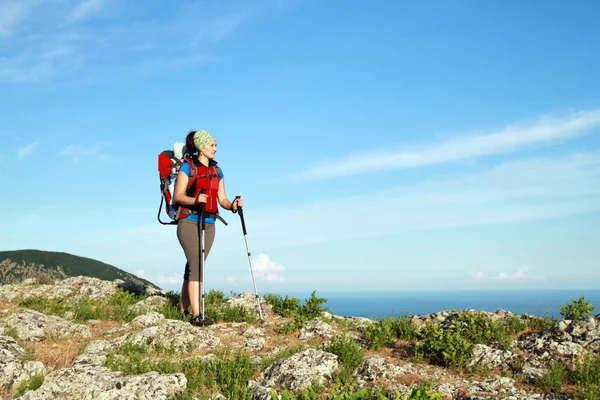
{"left": 179, "top": 310, "right": 190, "bottom": 320}
{"left": 190, "top": 314, "right": 214, "bottom": 326}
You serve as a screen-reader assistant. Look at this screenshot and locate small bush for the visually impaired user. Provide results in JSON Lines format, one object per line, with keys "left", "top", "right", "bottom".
{"left": 391, "top": 312, "right": 418, "bottom": 340}
{"left": 324, "top": 335, "right": 365, "bottom": 373}
{"left": 208, "top": 304, "right": 258, "bottom": 324}
{"left": 522, "top": 314, "right": 557, "bottom": 332}
{"left": 157, "top": 301, "right": 183, "bottom": 320}
{"left": 205, "top": 289, "right": 226, "bottom": 306}
{"left": 14, "top": 373, "right": 45, "bottom": 396}
{"left": 363, "top": 317, "right": 397, "bottom": 350}
{"left": 180, "top": 350, "right": 256, "bottom": 399}
{"left": 560, "top": 296, "right": 596, "bottom": 321}
{"left": 264, "top": 293, "right": 301, "bottom": 318}
{"left": 259, "top": 345, "right": 306, "bottom": 370}
{"left": 267, "top": 291, "right": 328, "bottom": 333}
{"left": 406, "top": 385, "right": 443, "bottom": 400}
{"left": 415, "top": 323, "right": 472, "bottom": 368}
{"left": 534, "top": 361, "right": 567, "bottom": 392}
{"left": 571, "top": 354, "right": 600, "bottom": 398}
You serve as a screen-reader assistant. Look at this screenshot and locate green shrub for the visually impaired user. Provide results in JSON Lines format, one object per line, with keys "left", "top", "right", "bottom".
{"left": 560, "top": 296, "right": 596, "bottom": 321}
{"left": 571, "top": 354, "right": 600, "bottom": 398}
{"left": 363, "top": 317, "right": 396, "bottom": 350}
{"left": 180, "top": 350, "right": 256, "bottom": 399}
{"left": 324, "top": 335, "right": 365, "bottom": 373}
{"left": 300, "top": 291, "right": 329, "bottom": 319}
{"left": 452, "top": 311, "right": 504, "bottom": 344}
{"left": 14, "top": 373, "right": 45, "bottom": 396}
{"left": 106, "top": 344, "right": 257, "bottom": 399}
{"left": 415, "top": 323, "right": 472, "bottom": 367}
{"left": 265, "top": 293, "right": 301, "bottom": 318}
{"left": 205, "top": 289, "right": 226, "bottom": 306}
{"left": 209, "top": 304, "right": 258, "bottom": 324}
{"left": 267, "top": 291, "right": 328, "bottom": 333}
{"left": 360, "top": 312, "right": 418, "bottom": 350}
{"left": 391, "top": 312, "right": 418, "bottom": 340}
{"left": 275, "top": 386, "right": 393, "bottom": 399}
{"left": 522, "top": 314, "right": 557, "bottom": 332}
{"left": 259, "top": 345, "right": 306, "bottom": 370}
{"left": 575, "top": 386, "right": 600, "bottom": 400}
{"left": 18, "top": 296, "right": 70, "bottom": 315}
{"left": 534, "top": 361, "right": 567, "bottom": 392}
{"left": 406, "top": 385, "right": 443, "bottom": 400}
{"left": 157, "top": 301, "right": 183, "bottom": 320}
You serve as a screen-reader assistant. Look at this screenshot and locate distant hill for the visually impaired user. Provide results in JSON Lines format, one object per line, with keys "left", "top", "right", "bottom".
{"left": 0, "top": 249, "right": 160, "bottom": 289}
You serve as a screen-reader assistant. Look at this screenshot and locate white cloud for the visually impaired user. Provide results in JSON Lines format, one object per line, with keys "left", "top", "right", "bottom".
{"left": 0, "top": 1, "right": 289, "bottom": 83}
{"left": 0, "top": 0, "right": 35, "bottom": 38}
{"left": 468, "top": 270, "right": 484, "bottom": 281}
{"left": 291, "top": 109, "right": 600, "bottom": 181}
{"left": 251, "top": 253, "right": 285, "bottom": 281}
{"left": 246, "top": 150, "right": 600, "bottom": 249}
{"left": 17, "top": 142, "right": 38, "bottom": 159}
{"left": 157, "top": 273, "right": 184, "bottom": 285}
{"left": 68, "top": 0, "right": 104, "bottom": 23}
{"left": 134, "top": 269, "right": 147, "bottom": 279}
{"left": 494, "top": 267, "right": 545, "bottom": 282}
{"left": 57, "top": 143, "right": 115, "bottom": 163}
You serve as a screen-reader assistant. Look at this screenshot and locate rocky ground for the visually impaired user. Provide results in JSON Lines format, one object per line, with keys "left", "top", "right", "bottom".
{"left": 1, "top": 276, "right": 598, "bottom": 399}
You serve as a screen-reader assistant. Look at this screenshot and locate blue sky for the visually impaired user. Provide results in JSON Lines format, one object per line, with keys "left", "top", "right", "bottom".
{"left": 1, "top": 0, "right": 599, "bottom": 295}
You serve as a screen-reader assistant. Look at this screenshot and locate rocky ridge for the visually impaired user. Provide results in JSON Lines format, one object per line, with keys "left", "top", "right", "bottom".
{"left": 1, "top": 276, "right": 598, "bottom": 399}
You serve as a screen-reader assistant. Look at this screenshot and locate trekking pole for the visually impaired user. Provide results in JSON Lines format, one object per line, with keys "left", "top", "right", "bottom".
{"left": 198, "top": 190, "right": 207, "bottom": 322}
{"left": 233, "top": 196, "right": 264, "bottom": 321}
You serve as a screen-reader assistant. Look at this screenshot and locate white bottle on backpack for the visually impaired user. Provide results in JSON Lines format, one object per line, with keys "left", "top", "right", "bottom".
{"left": 168, "top": 142, "right": 185, "bottom": 219}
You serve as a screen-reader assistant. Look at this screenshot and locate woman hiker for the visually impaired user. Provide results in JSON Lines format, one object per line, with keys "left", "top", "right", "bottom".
{"left": 174, "top": 129, "right": 243, "bottom": 326}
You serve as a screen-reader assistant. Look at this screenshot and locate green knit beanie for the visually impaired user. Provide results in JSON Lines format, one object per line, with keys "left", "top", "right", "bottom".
{"left": 193, "top": 129, "right": 216, "bottom": 151}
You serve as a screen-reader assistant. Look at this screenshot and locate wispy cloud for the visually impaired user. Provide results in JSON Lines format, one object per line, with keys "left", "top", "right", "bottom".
{"left": 291, "top": 109, "right": 600, "bottom": 181}
{"left": 134, "top": 269, "right": 147, "bottom": 280}
{"left": 68, "top": 0, "right": 105, "bottom": 23}
{"left": 249, "top": 150, "right": 600, "bottom": 248}
{"left": 468, "top": 267, "right": 545, "bottom": 282}
{"left": 251, "top": 253, "right": 285, "bottom": 281}
{"left": 468, "top": 270, "right": 484, "bottom": 281}
{"left": 157, "top": 273, "right": 183, "bottom": 285}
{"left": 494, "top": 267, "right": 545, "bottom": 282}
{"left": 0, "top": 1, "right": 288, "bottom": 83}
{"left": 17, "top": 141, "right": 39, "bottom": 159}
{"left": 57, "top": 144, "right": 115, "bottom": 163}
{"left": 0, "top": 0, "right": 35, "bottom": 38}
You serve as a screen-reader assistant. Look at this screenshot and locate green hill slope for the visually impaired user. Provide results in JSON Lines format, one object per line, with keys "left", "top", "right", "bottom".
{"left": 0, "top": 249, "right": 160, "bottom": 289}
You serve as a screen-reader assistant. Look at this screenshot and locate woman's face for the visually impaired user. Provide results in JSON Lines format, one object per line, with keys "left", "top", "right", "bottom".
{"left": 201, "top": 141, "right": 217, "bottom": 159}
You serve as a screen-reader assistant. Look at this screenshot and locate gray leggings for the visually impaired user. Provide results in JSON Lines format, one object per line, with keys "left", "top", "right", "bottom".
{"left": 177, "top": 219, "right": 216, "bottom": 282}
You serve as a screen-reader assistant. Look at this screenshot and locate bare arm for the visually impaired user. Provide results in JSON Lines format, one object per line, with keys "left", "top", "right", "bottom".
{"left": 174, "top": 170, "right": 207, "bottom": 206}
{"left": 217, "top": 178, "right": 243, "bottom": 211}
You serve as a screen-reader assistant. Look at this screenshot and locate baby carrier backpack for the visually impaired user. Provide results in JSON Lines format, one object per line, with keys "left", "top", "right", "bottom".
{"left": 157, "top": 142, "right": 227, "bottom": 226}
{"left": 157, "top": 142, "right": 185, "bottom": 225}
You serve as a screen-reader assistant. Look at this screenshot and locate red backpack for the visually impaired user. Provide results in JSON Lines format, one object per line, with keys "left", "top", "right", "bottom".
{"left": 157, "top": 144, "right": 227, "bottom": 225}
{"left": 157, "top": 148, "right": 184, "bottom": 225}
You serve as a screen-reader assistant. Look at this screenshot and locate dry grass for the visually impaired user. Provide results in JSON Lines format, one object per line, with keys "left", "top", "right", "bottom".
{"left": 28, "top": 340, "right": 83, "bottom": 370}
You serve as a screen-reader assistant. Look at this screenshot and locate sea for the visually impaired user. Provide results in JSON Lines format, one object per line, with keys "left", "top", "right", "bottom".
{"left": 286, "top": 289, "right": 600, "bottom": 319}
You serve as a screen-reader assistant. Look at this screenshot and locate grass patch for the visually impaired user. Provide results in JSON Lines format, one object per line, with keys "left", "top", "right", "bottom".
{"left": 18, "top": 289, "right": 146, "bottom": 323}
{"left": 13, "top": 373, "right": 45, "bottom": 396}
{"left": 533, "top": 361, "right": 567, "bottom": 392}
{"left": 362, "top": 312, "right": 417, "bottom": 350}
{"left": 105, "top": 342, "right": 257, "bottom": 399}
{"left": 259, "top": 345, "right": 306, "bottom": 370}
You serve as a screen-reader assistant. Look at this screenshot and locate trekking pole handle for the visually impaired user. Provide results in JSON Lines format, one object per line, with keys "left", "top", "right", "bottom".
{"left": 234, "top": 195, "right": 248, "bottom": 235}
